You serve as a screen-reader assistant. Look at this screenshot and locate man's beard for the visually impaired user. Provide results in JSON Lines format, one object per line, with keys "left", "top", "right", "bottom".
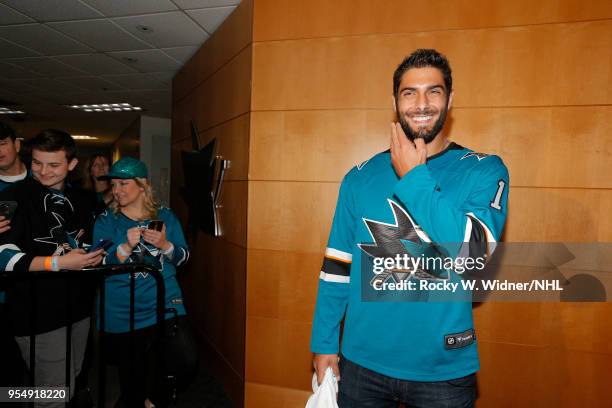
{"left": 397, "top": 104, "right": 449, "bottom": 144}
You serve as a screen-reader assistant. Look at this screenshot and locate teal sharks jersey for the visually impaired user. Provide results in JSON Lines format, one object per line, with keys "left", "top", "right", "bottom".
{"left": 311, "top": 142, "right": 509, "bottom": 381}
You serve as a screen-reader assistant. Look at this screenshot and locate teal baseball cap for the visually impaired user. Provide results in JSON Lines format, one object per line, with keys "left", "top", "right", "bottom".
{"left": 100, "top": 157, "right": 148, "bottom": 180}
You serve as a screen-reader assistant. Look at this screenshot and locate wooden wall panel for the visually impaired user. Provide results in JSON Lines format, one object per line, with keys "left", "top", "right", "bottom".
{"left": 249, "top": 110, "right": 390, "bottom": 182}
{"left": 191, "top": 45, "right": 252, "bottom": 133}
{"left": 474, "top": 303, "right": 612, "bottom": 354}
{"left": 505, "top": 188, "right": 612, "bottom": 242}
{"left": 453, "top": 106, "right": 612, "bottom": 189}
{"left": 179, "top": 232, "right": 247, "bottom": 404}
{"left": 477, "top": 341, "right": 612, "bottom": 407}
{"left": 171, "top": 92, "right": 195, "bottom": 143}
{"left": 247, "top": 249, "right": 320, "bottom": 322}
{"left": 247, "top": 181, "right": 338, "bottom": 252}
{"left": 172, "top": 45, "right": 252, "bottom": 145}
{"left": 199, "top": 113, "right": 250, "bottom": 181}
{"left": 245, "top": 317, "right": 313, "bottom": 390}
{"left": 245, "top": 383, "right": 310, "bottom": 408}
{"left": 170, "top": 138, "right": 191, "bottom": 223}
{"left": 216, "top": 181, "right": 248, "bottom": 247}
{"left": 249, "top": 107, "right": 612, "bottom": 188}
{"left": 252, "top": 20, "right": 612, "bottom": 111}
{"left": 253, "top": 0, "right": 612, "bottom": 41}
{"left": 173, "top": 0, "right": 252, "bottom": 102}
{"left": 170, "top": 1, "right": 252, "bottom": 405}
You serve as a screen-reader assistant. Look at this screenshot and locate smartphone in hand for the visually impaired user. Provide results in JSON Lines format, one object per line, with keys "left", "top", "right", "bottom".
{"left": 88, "top": 238, "right": 113, "bottom": 252}
{"left": 0, "top": 201, "right": 18, "bottom": 220}
{"left": 148, "top": 220, "right": 164, "bottom": 231}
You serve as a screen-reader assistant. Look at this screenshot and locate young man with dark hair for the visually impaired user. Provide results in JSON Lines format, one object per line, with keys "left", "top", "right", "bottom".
{"left": 311, "top": 49, "right": 509, "bottom": 406}
{"left": 0, "top": 129, "right": 103, "bottom": 403}
{"left": 0, "top": 122, "right": 28, "bottom": 386}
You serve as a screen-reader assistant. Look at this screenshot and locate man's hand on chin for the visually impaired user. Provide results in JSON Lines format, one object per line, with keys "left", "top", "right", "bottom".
{"left": 390, "top": 122, "right": 427, "bottom": 178}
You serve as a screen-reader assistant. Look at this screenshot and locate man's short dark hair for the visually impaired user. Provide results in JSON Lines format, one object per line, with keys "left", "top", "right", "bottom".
{"left": 0, "top": 122, "right": 17, "bottom": 141}
{"left": 28, "top": 129, "right": 77, "bottom": 161}
{"left": 393, "top": 49, "right": 453, "bottom": 97}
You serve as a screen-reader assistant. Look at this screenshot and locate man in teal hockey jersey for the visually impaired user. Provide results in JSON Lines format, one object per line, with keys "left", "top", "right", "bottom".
{"left": 311, "top": 49, "right": 509, "bottom": 407}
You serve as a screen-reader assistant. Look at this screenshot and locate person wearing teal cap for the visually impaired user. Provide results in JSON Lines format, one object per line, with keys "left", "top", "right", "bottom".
{"left": 94, "top": 157, "right": 197, "bottom": 408}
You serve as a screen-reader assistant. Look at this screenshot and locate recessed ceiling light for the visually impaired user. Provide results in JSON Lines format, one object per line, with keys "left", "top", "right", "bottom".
{"left": 136, "top": 25, "right": 154, "bottom": 33}
{"left": 73, "top": 135, "right": 98, "bottom": 140}
{"left": 66, "top": 102, "right": 143, "bottom": 113}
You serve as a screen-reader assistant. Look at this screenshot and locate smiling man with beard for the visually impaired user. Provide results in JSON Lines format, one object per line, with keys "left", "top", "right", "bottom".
{"left": 311, "top": 49, "right": 510, "bottom": 407}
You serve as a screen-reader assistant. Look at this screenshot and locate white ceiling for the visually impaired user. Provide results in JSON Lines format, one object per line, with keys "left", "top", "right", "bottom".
{"left": 0, "top": 0, "right": 241, "bottom": 145}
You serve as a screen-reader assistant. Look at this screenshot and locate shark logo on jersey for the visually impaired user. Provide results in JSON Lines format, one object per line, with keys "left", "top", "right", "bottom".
{"left": 358, "top": 199, "right": 449, "bottom": 285}
{"left": 130, "top": 242, "right": 163, "bottom": 278}
{"left": 460, "top": 151, "right": 489, "bottom": 161}
{"left": 34, "top": 193, "right": 81, "bottom": 254}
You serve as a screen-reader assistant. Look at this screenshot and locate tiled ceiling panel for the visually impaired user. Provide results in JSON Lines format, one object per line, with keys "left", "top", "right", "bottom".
{"left": 0, "top": 0, "right": 103, "bottom": 22}
{"left": 161, "top": 46, "right": 198, "bottom": 64}
{"left": 186, "top": 6, "right": 236, "bottom": 33}
{"left": 172, "top": 0, "right": 240, "bottom": 9}
{"left": 81, "top": 0, "right": 178, "bottom": 17}
{"left": 101, "top": 73, "right": 168, "bottom": 90}
{"left": 0, "top": 0, "right": 241, "bottom": 145}
{"left": 7, "top": 57, "right": 87, "bottom": 77}
{"left": 54, "top": 54, "right": 137, "bottom": 75}
{"left": 0, "top": 61, "right": 42, "bottom": 79}
{"left": 0, "top": 37, "right": 39, "bottom": 58}
{"left": 107, "top": 49, "right": 181, "bottom": 73}
{"left": 0, "top": 3, "right": 34, "bottom": 24}
{"left": 0, "top": 78, "right": 38, "bottom": 94}
{"left": 48, "top": 19, "right": 153, "bottom": 52}
{"left": 56, "top": 76, "right": 126, "bottom": 92}
{"left": 14, "top": 78, "right": 86, "bottom": 93}
{"left": 113, "top": 11, "right": 209, "bottom": 48}
{"left": 0, "top": 24, "right": 94, "bottom": 55}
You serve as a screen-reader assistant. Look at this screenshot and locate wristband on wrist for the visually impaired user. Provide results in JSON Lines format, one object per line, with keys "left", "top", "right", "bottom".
{"left": 117, "top": 244, "right": 130, "bottom": 257}
{"left": 162, "top": 242, "right": 174, "bottom": 256}
{"left": 44, "top": 256, "right": 53, "bottom": 271}
{"left": 51, "top": 256, "right": 59, "bottom": 272}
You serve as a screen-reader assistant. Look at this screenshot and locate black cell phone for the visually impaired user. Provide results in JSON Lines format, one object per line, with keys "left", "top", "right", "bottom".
{"left": 148, "top": 220, "right": 164, "bottom": 231}
{"left": 88, "top": 238, "right": 113, "bottom": 252}
{"left": 0, "top": 201, "right": 17, "bottom": 220}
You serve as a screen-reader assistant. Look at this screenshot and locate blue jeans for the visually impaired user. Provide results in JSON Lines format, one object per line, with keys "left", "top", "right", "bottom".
{"left": 338, "top": 356, "right": 476, "bottom": 408}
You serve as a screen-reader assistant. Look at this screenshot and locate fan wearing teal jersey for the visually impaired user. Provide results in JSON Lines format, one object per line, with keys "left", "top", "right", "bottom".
{"left": 311, "top": 49, "right": 509, "bottom": 407}
{"left": 94, "top": 157, "right": 197, "bottom": 408}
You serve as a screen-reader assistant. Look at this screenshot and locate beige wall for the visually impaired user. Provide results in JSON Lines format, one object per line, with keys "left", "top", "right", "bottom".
{"left": 172, "top": 0, "right": 612, "bottom": 406}
{"left": 245, "top": 1, "right": 612, "bottom": 407}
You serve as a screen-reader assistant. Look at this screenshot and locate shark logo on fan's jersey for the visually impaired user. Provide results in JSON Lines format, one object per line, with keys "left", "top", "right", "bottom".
{"left": 33, "top": 193, "right": 83, "bottom": 254}
{"left": 358, "top": 199, "right": 449, "bottom": 284}
{"left": 130, "top": 242, "right": 163, "bottom": 278}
